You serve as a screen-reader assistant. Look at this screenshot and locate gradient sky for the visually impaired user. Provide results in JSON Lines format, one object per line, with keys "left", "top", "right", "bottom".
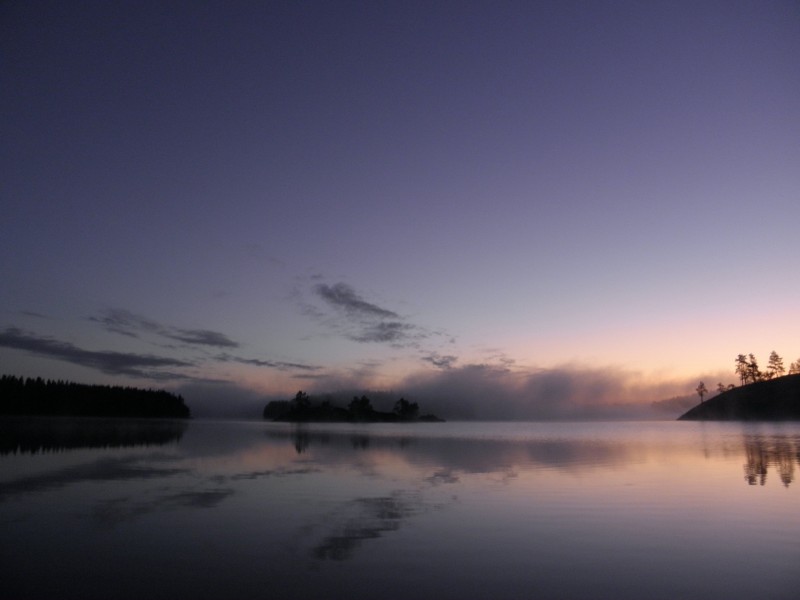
{"left": 2, "top": 1, "right": 799, "bottom": 418}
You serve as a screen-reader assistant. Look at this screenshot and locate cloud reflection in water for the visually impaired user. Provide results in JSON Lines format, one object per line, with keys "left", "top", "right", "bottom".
{"left": 2, "top": 420, "right": 800, "bottom": 600}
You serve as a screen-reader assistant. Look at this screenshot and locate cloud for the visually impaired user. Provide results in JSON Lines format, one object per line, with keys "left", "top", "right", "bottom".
{"left": 90, "top": 309, "right": 160, "bottom": 337}
{"left": 91, "top": 309, "right": 239, "bottom": 348}
{"left": 350, "top": 321, "right": 414, "bottom": 344}
{"left": 421, "top": 352, "right": 458, "bottom": 369}
{"left": 93, "top": 309, "right": 321, "bottom": 376}
{"left": 308, "top": 281, "right": 442, "bottom": 348}
{"left": 303, "top": 281, "right": 459, "bottom": 363}
{"left": 167, "top": 329, "right": 239, "bottom": 348}
{"left": 0, "top": 327, "right": 192, "bottom": 379}
{"left": 4, "top": 307, "right": 318, "bottom": 389}
{"left": 395, "top": 363, "right": 699, "bottom": 420}
{"left": 215, "top": 353, "right": 321, "bottom": 372}
{"left": 315, "top": 283, "right": 399, "bottom": 319}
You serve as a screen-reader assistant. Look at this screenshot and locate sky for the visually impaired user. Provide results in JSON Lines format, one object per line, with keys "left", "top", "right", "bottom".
{"left": 2, "top": 1, "right": 799, "bottom": 418}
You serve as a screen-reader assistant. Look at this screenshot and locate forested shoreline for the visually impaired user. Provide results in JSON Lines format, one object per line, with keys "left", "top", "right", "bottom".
{"left": 0, "top": 375, "right": 190, "bottom": 418}
{"left": 681, "top": 373, "right": 800, "bottom": 421}
{"left": 264, "top": 391, "right": 443, "bottom": 423}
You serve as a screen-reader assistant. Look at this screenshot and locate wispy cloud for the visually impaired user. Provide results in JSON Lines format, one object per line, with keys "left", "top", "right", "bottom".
{"left": 5, "top": 306, "right": 318, "bottom": 387}
{"left": 350, "top": 321, "right": 415, "bottom": 344}
{"left": 91, "top": 309, "right": 239, "bottom": 348}
{"left": 215, "top": 353, "right": 321, "bottom": 372}
{"left": 166, "top": 329, "right": 239, "bottom": 348}
{"left": 0, "top": 327, "right": 192, "bottom": 379}
{"left": 421, "top": 353, "right": 458, "bottom": 370}
{"left": 90, "top": 309, "right": 160, "bottom": 337}
{"left": 309, "top": 281, "right": 436, "bottom": 347}
{"left": 91, "top": 309, "right": 322, "bottom": 376}
{"left": 315, "top": 283, "right": 400, "bottom": 320}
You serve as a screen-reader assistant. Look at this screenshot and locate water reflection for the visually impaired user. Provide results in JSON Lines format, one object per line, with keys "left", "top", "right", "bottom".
{"left": 93, "top": 486, "right": 236, "bottom": 527}
{"left": 272, "top": 425, "right": 644, "bottom": 476}
{"left": 0, "top": 417, "right": 187, "bottom": 454}
{"left": 742, "top": 435, "right": 798, "bottom": 487}
{"left": 292, "top": 425, "right": 310, "bottom": 453}
{"left": 312, "top": 491, "right": 429, "bottom": 561}
{"left": 2, "top": 420, "right": 799, "bottom": 600}
{"left": 0, "top": 454, "right": 190, "bottom": 502}
{"left": 275, "top": 423, "right": 800, "bottom": 488}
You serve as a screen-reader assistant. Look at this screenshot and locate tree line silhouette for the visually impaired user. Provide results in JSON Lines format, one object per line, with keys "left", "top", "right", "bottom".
{"left": 0, "top": 375, "right": 190, "bottom": 418}
{"left": 695, "top": 351, "right": 800, "bottom": 403}
{"left": 734, "top": 351, "right": 800, "bottom": 384}
{"left": 263, "top": 391, "right": 442, "bottom": 422}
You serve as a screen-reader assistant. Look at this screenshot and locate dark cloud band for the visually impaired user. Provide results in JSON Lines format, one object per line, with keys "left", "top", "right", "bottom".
{"left": 315, "top": 283, "right": 399, "bottom": 320}
{"left": 0, "top": 327, "right": 192, "bottom": 378}
{"left": 215, "top": 353, "right": 321, "bottom": 372}
{"left": 310, "top": 281, "right": 433, "bottom": 347}
{"left": 91, "top": 309, "right": 239, "bottom": 348}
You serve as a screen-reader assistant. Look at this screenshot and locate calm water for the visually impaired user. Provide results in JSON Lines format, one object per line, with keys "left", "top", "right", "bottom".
{"left": 1, "top": 418, "right": 798, "bottom": 600}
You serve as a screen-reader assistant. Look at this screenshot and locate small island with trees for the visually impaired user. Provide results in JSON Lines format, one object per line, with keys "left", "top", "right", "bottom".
{"left": 680, "top": 352, "right": 800, "bottom": 421}
{"left": 263, "top": 391, "right": 444, "bottom": 423}
{"left": 0, "top": 375, "right": 191, "bottom": 419}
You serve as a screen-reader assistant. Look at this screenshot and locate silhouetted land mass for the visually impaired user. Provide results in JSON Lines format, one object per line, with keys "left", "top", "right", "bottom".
{"left": 678, "top": 374, "right": 800, "bottom": 421}
{"left": 0, "top": 375, "right": 190, "bottom": 419}
{"left": 0, "top": 417, "right": 187, "bottom": 455}
{"left": 264, "top": 392, "right": 444, "bottom": 423}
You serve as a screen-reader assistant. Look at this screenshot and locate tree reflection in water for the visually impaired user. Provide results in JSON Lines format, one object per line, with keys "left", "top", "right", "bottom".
{"left": 278, "top": 425, "right": 800, "bottom": 489}
{"left": 292, "top": 425, "right": 310, "bottom": 454}
{"left": 743, "top": 435, "right": 798, "bottom": 487}
{"left": 0, "top": 417, "right": 187, "bottom": 454}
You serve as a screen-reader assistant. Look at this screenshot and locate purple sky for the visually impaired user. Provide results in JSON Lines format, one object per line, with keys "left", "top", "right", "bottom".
{"left": 2, "top": 1, "right": 799, "bottom": 418}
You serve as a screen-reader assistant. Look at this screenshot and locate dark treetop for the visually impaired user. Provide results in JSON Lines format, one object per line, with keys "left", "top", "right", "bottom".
{"left": 679, "top": 374, "right": 800, "bottom": 421}
{"left": 0, "top": 375, "right": 190, "bottom": 419}
{"left": 264, "top": 392, "right": 443, "bottom": 423}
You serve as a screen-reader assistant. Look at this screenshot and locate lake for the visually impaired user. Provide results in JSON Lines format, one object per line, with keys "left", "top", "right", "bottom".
{"left": 1, "top": 418, "right": 798, "bottom": 599}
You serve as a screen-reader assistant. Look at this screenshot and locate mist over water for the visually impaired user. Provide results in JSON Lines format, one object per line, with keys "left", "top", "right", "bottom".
{"left": 180, "top": 363, "right": 703, "bottom": 420}
{"left": 2, "top": 419, "right": 798, "bottom": 600}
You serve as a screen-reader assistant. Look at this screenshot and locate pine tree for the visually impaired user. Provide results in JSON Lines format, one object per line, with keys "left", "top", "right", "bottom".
{"left": 766, "top": 351, "right": 785, "bottom": 379}
{"left": 695, "top": 382, "right": 708, "bottom": 403}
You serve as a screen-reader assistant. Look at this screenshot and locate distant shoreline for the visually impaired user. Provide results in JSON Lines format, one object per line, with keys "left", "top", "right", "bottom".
{"left": 273, "top": 412, "right": 445, "bottom": 424}
{"left": 264, "top": 392, "right": 444, "bottom": 423}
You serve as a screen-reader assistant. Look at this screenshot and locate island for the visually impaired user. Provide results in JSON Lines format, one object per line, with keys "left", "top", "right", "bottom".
{"left": 0, "top": 374, "right": 191, "bottom": 419}
{"left": 263, "top": 391, "right": 444, "bottom": 423}
{"left": 678, "top": 374, "right": 800, "bottom": 421}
